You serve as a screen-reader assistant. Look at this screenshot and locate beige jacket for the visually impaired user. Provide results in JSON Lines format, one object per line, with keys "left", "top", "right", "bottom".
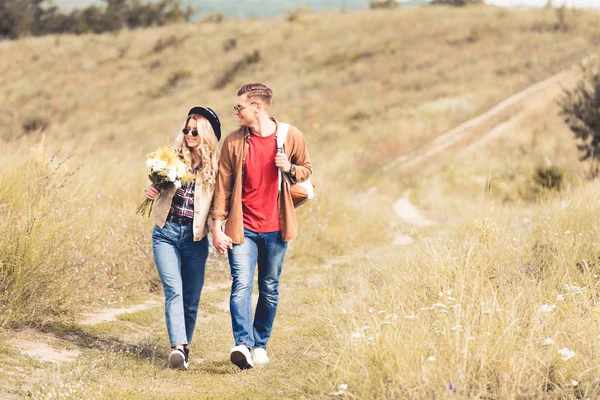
{"left": 212, "top": 119, "right": 312, "bottom": 244}
{"left": 152, "top": 177, "right": 215, "bottom": 241}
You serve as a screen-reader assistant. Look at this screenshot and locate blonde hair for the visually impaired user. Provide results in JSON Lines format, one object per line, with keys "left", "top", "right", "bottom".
{"left": 174, "top": 115, "right": 220, "bottom": 189}
{"left": 237, "top": 83, "right": 273, "bottom": 109}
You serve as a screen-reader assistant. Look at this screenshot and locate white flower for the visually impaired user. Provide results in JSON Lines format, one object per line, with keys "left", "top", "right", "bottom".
{"left": 351, "top": 332, "right": 364, "bottom": 339}
{"left": 167, "top": 167, "right": 177, "bottom": 182}
{"left": 338, "top": 384, "right": 348, "bottom": 391}
{"left": 174, "top": 180, "right": 182, "bottom": 189}
{"left": 559, "top": 347, "right": 576, "bottom": 361}
{"left": 151, "top": 159, "right": 167, "bottom": 172}
{"left": 572, "top": 380, "right": 579, "bottom": 387}
{"left": 543, "top": 338, "right": 554, "bottom": 346}
{"left": 427, "top": 356, "right": 436, "bottom": 361}
{"left": 556, "top": 294, "right": 565, "bottom": 302}
{"left": 537, "top": 304, "right": 556, "bottom": 313}
{"left": 145, "top": 157, "right": 158, "bottom": 168}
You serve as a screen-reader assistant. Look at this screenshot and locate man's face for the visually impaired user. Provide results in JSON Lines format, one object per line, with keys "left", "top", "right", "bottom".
{"left": 234, "top": 94, "right": 258, "bottom": 127}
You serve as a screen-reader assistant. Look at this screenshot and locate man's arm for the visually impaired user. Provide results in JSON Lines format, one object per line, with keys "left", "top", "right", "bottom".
{"left": 287, "top": 127, "right": 312, "bottom": 184}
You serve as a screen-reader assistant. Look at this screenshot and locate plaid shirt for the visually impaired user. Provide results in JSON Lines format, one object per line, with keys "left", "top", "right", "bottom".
{"left": 167, "top": 165, "right": 199, "bottom": 221}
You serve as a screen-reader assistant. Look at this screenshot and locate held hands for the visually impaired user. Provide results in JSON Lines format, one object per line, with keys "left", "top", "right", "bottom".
{"left": 212, "top": 230, "right": 233, "bottom": 255}
{"left": 145, "top": 186, "right": 159, "bottom": 200}
{"left": 275, "top": 152, "right": 291, "bottom": 173}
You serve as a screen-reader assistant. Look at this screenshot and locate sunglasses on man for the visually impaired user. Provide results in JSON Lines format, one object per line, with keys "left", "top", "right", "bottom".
{"left": 233, "top": 102, "right": 257, "bottom": 112}
{"left": 182, "top": 128, "right": 199, "bottom": 137}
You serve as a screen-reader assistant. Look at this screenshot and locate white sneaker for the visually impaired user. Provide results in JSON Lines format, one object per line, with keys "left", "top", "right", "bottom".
{"left": 230, "top": 345, "right": 254, "bottom": 370}
{"left": 252, "top": 348, "right": 269, "bottom": 365}
{"left": 168, "top": 348, "right": 188, "bottom": 370}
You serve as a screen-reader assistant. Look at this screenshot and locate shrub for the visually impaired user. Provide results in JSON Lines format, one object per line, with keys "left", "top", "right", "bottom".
{"left": 200, "top": 12, "right": 226, "bottom": 24}
{"left": 533, "top": 165, "right": 564, "bottom": 191}
{"left": 214, "top": 50, "right": 261, "bottom": 89}
{"left": 286, "top": 6, "right": 310, "bottom": 22}
{"left": 431, "top": 0, "right": 482, "bottom": 5}
{"left": 558, "top": 65, "right": 600, "bottom": 176}
{"left": 0, "top": 0, "right": 195, "bottom": 40}
{"left": 22, "top": 116, "right": 49, "bottom": 134}
{"left": 166, "top": 69, "right": 191, "bottom": 88}
{"left": 369, "top": 0, "right": 399, "bottom": 9}
{"left": 223, "top": 38, "right": 237, "bottom": 52}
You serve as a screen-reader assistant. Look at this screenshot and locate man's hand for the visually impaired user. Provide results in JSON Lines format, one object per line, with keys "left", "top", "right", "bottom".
{"left": 275, "top": 152, "right": 291, "bottom": 173}
{"left": 212, "top": 220, "right": 233, "bottom": 255}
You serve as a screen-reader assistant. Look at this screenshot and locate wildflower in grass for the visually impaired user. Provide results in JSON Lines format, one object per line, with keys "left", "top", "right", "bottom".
{"left": 331, "top": 383, "right": 348, "bottom": 396}
{"left": 537, "top": 304, "right": 556, "bottom": 313}
{"left": 559, "top": 347, "right": 576, "bottom": 361}
{"left": 137, "top": 146, "right": 194, "bottom": 217}
{"left": 572, "top": 380, "right": 579, "bottom": 387}
{"left": 543, "top": 338, "right": 554, "bottom": 346}
{"left": 427, "top": 356, "right": 436, "bottom": 361}
{"left": 351, "top": 332, "right": 365, "bottom": 339}
{"left": 556, "top": 294, "right": 565, "bottom": 301}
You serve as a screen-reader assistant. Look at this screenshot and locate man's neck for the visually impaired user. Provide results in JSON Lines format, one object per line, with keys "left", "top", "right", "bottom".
{"left": 249, "top": 115, "right": 276, "bottom": 137}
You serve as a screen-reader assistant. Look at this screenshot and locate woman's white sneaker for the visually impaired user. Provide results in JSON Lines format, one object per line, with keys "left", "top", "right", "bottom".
{"left": 252, "top": 348, "right": 269, "bottom": 365}
{"left": 230, "top": 345, "right": 254, "bottom": 370}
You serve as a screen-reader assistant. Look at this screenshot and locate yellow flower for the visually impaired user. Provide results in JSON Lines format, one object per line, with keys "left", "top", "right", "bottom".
{"left": 147, "top": 146, "right": 178, "bottom": 166}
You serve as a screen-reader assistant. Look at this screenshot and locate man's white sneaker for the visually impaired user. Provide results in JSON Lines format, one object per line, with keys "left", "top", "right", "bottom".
{"left": 252, "top": 348, "right": 269, "bottom": 365}
{"left": 230, "top": 345, "right": 254, "bottom": 370}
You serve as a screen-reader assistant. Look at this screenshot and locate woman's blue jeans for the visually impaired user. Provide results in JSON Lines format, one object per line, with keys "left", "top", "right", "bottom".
{"left": 152, "top": 222, "right": 208, "bottom": 348}
{"left": 228, "top": 228, "right": 288, "bottom": 350}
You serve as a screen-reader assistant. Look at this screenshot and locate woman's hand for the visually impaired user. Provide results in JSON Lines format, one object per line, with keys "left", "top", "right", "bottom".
{"left": 145, "top": 186, "right": 160, "bottom": 200}
{"left": 212, "top": 230, "right": 233, "bottom": 255}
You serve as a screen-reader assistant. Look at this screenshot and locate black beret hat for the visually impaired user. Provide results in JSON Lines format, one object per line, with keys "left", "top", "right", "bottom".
{"left": 188, "top": 106, "right": 221, "bottom": 141}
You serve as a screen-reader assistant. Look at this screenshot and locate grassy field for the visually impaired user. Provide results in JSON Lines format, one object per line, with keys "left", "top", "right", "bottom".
{"left": 2, "top": 3, "right": 600, "bottom": 398}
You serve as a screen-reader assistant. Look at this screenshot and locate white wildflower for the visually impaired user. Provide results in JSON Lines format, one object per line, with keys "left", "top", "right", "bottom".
{"left": 572, "top": 380, "right": 579, "bottom": 387}
{"left": 556, "top": 294, "right": 565, "bottom": 301}
{"left": 338, "top": 384, "right": 348, "bottom": 391}
{"left": 351, "top": 332, "right": 364, "bottom": 339}
{"left": 543, "top": 338, "right": 554, "bottom": 346}
{"left": 559, "top": 347, "right": 576, "bottom": 361}
{"left": 537, "top": 304, "right": 556, "bottom": 313}
{"left": 427, "top": 356, "right": 436, "bottom": 362}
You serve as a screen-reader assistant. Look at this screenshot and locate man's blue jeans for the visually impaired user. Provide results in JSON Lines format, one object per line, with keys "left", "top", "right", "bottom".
{"left": 152, "top": 222, "right": 208, "bottom": 348}
{"left": 228, "top": 228, "right": 288, "bottom": 349}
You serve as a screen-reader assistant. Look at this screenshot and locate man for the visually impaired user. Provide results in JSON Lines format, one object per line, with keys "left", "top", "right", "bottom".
{"left": 212, "top": 83, "right": 312, "bottom": 369}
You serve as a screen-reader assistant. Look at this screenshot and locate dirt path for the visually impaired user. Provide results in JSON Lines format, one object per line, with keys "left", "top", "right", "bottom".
{"left": 383, "top": 53, "right": 597, "bottom": 175}
{"left": 387, "top": 53, "right": 597, "bottom": 245}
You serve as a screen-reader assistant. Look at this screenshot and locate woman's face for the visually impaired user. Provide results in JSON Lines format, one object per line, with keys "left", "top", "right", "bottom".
{"left": 184, "top": 118, "right": 200, "bottom": 149}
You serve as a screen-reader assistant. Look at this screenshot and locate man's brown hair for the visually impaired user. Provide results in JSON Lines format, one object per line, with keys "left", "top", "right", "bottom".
{"left": 237, "top": 83, "right": 273, "bottom": 109}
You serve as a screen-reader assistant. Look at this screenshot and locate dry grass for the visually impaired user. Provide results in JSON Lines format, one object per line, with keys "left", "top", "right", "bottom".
{"left": 2, "top": 4, "right": 600, "bottom": 398}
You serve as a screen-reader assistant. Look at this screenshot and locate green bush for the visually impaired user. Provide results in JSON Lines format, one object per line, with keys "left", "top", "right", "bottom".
{"left": 558, "top": 65, "right": 600, "bottom": 176}
{"left": 534, "top": 165, "right": 564, "bottom": 190}
{"left": 214, "top": 50, "right": 261, "bottom": 89}
{"left": 369, "top": 0, "right": 399, "bottom": 9}
{"left": 0, "top": 0, "right": 195, "bottom": 40}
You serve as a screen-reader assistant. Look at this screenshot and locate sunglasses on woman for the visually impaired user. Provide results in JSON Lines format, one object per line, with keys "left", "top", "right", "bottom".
{"left": 182, "top": 128, "right": 199, "bottom": 137}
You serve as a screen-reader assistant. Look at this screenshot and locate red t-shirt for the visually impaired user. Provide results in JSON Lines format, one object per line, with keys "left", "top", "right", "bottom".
{"left": 242, "top": 131, "right": 281, "bottom": 233}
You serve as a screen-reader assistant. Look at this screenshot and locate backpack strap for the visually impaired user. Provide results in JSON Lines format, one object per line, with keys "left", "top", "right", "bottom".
{"left": 277, "top": 123, "right": 290, "bottom": 192}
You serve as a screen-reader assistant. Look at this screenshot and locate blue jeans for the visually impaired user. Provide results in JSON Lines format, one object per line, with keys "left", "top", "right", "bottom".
{"left": 228, "top": 228, "right": 288, "bottom": 349}
{"left": 152, "top": 222, "right": 208, "bottom": 348}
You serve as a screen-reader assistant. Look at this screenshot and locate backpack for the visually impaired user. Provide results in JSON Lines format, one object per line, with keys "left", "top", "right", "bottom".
{"left": 276, "top": 123, "right": 315, "bottom": 208}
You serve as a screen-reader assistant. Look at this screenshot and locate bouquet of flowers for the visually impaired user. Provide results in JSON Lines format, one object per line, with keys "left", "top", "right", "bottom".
{"left": 136, "top": 146, "right": 195, "bottom": 218}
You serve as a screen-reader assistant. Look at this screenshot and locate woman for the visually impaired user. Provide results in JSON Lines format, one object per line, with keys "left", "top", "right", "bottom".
{"left": 144, "top": 106, "right": 221, "bottom": 370}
